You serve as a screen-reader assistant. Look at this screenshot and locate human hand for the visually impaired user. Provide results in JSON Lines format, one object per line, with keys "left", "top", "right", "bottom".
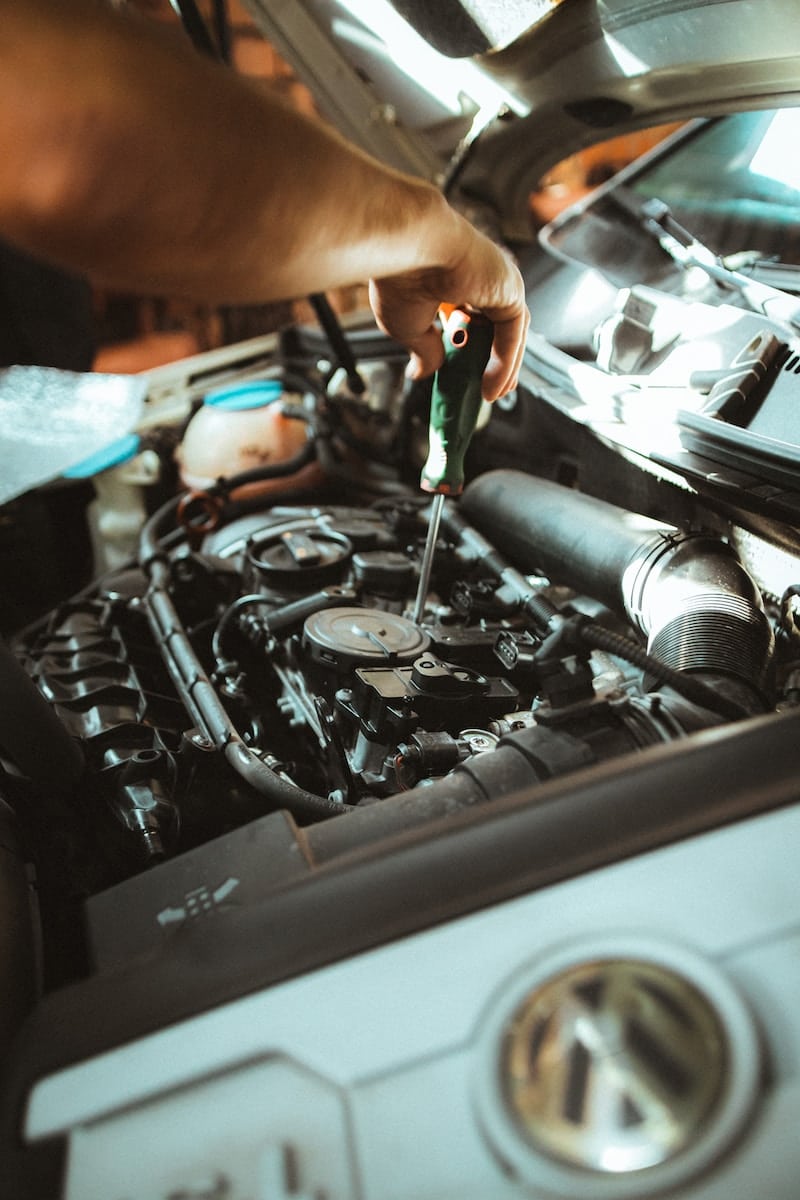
{"left": 368, "top": 208, "right": 529, "bottom": 402}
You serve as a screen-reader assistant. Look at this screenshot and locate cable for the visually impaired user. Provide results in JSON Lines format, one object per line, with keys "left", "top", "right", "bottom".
{"left": 575, "top": 619, "right": 753, "bottom": 722}
{"left": 309, "top": 293, "right": 366, "bottom": 396}
{"left": 168, "top": 0, "right": 219, "bottom": 59}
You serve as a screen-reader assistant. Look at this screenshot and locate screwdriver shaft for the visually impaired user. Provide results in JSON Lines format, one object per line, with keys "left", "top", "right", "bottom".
{"left": 412, "top": 492, "right": 444, "bottom": 624}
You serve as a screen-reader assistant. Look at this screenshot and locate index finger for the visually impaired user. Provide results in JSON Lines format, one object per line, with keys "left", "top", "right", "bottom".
{"left": 479, "top": 304, "right": 530, "bottom": 401}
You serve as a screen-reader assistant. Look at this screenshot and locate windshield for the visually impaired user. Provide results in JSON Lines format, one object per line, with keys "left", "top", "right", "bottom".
{"left": 542, "top": 109, "right": 800, "bottom": 282}
{"left": 629, "top": 110, "right": 800, "bottom": 263}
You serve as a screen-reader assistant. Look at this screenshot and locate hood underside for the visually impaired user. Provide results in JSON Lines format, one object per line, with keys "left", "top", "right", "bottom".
{"left": 243, "top": 0, "right": 800, "bottom": 240}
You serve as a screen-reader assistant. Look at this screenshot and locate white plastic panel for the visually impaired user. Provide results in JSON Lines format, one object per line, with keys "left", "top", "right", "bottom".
{"left": 23, "top": 803, "right": 800, "bottom": 1199}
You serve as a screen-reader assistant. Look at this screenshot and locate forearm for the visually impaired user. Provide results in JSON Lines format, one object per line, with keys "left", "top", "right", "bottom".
{"left": 0, "top": 0, "right": 462, "bottom": 303}
{"left": 0, "top": 0, "right": 529, "bottom": 397}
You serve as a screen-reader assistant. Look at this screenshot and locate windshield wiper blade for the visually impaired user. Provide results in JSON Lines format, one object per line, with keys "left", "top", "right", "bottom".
{"left": 619, "top": 191, "right": 800, "bottom": 335}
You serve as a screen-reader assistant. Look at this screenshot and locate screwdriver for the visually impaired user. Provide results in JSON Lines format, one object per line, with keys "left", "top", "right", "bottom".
{"left": 411, "top": 307, "right": 494, "bottom": 624}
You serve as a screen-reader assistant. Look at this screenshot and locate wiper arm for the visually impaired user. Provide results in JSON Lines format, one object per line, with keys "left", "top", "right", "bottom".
{"left": 724, "top": 254, "right": 800, "bottom": 296}
{"left": 620, "top": 191, "right": 800, "bottom": 334}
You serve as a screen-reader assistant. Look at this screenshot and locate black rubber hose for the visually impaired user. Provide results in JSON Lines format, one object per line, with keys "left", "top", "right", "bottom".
{"left": 462, "top": 469, "right": 774, "bottom": 695}
{"left": 139, "top": 493, "right": 182, "bottom": 568}
{"left": 208, "top": 436, "right": 317, "bottom": 494}
{"left": 305, "top": 723, "right": 588, "bottom": 863}
{"left": 462, "top": 470, "right": 673, "bottom": 614}
{"left": 577, "top": 621, "right": 752, "bottom": 721}
{"left": 138, "top": 492, "right": 347, "bottom": 821}
{"left": 138, "top": 436, "right": 318, "bottom": 567}
{"left": 144, "top": 570, "right": 347, "bottom": 822}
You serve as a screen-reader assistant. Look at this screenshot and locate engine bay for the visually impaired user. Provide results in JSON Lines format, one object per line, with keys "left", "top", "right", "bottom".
{"left": 1, "top": 259, "right": 798, "bottom": 985}
{"left": 4, "top": 0, "right": 800, "bottom": 1185}
{"left": 6, "top": 224, "right": 800, "bottom": 1197}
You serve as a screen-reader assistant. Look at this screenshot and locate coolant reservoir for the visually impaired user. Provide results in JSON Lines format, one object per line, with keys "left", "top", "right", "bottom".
{"left": 176, "top": 379, "right": 320, "bottom": 499}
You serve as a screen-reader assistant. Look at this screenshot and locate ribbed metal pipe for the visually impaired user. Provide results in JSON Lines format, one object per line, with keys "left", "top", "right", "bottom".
{"left": 650, "top": 601, "right": 768, "bottom": 675}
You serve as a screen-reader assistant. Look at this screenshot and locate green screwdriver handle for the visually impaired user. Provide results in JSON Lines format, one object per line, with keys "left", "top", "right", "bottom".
{"left": 420, "top": 308, "right": 494, "bottom": 495}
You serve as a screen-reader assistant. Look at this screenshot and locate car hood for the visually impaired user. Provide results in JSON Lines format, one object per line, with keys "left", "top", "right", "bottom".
{"left": 242, "top": 0, "right": 800, "bottom": 241}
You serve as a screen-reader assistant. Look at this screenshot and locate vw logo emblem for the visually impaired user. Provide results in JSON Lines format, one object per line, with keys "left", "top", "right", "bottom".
{"left": 500, "top": 958, "right": 726, "bottom": 1172}
{"left": 475, "top": 938, "right": 761, "bottom": 1198}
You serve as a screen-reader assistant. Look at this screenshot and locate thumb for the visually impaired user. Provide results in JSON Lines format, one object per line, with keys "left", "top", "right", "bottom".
{"left": 403, "top": 324, "right": 446, "bottom": 381}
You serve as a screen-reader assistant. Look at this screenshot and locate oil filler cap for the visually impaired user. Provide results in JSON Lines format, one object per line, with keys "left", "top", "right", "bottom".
{"left": 475, "top": 936, "right": 761, "bottom": 1198}
{"left": 246, "top": 526, "right": 352, "bottom": 593}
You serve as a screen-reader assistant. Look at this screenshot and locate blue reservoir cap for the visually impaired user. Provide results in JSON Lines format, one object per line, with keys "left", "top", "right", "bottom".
{"left": 204, "top": 380, "right": 284, "bottom": 411}
{"left": 64, "top": 432, "right": 141, "bottom": 479}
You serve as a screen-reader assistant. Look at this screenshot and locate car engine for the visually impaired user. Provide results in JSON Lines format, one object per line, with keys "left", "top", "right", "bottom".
{"left": 5, "top": 283, "right": 800, "bottom": 1197}
{"left": 7, "top": 345, "right": 780, "bottom": 888}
